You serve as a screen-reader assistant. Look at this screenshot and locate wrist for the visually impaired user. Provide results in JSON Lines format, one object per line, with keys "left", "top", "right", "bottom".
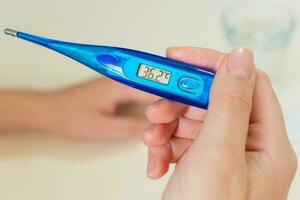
{"left": 0, "top": 90, "right": 58, "bottom": 133}
{"left": 23, "top": 91, "right": 59, "bottom": 132}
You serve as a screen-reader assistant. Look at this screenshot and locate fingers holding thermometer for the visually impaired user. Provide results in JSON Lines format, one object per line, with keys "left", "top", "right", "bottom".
{"left": 143, "top": 47, "right": 227, "bottom": 179}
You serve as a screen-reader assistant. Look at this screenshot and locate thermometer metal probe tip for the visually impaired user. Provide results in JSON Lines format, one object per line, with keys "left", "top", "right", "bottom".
{"left": 4, "top": 28, "right": 17, "bottom": 37}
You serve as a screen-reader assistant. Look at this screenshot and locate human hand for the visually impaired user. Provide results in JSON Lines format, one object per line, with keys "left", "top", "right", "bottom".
{"left": 42, "top": 78, "right": 156, "bottom": 139}
{"left": 143, "top": 47, "right": 297, "bottom": 200}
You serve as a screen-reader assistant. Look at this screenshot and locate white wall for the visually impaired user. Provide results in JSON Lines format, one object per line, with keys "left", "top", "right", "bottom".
{"left": 0, "top": 0, "right": 299, "bottom": 199}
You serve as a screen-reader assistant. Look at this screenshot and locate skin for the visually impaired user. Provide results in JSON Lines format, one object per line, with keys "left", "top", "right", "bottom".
{"left": 0, "top": 77, "right": 156, "bottom": 139}
{"left": 143, "top": 47, "right": 297, "bottom": 200}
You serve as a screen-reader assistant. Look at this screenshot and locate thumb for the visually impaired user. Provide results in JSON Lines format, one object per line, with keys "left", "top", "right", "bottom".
{"left": 196, "top": 48, "right": 256, "bottom": 152}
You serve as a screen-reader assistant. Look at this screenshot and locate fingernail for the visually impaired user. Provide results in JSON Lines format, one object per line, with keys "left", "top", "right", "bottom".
{"left": 167, "top": 47, "right": 183, "bottom": 56}
{"left": 146, "top": 104, "right": 156, "bottom": 112}
{"left": 147, "top": 157, "right": 156, "bottom": 178}
{"left": 146, "top": 101, "right": 160, "bottom": 112}
{"left": 227, "top": 48, "right": 254, "bottom": 79}
{"left": 143, "top": 130, "right": 153, "bottom": 141}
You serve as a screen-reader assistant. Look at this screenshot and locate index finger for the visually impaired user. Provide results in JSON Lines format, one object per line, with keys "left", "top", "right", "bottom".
{"left": 166, "top": 47, "right": 226, "bottom": 71}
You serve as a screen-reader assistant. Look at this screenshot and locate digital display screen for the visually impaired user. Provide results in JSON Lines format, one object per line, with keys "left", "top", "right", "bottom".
{"left": 137, "top": 64, "right": 171, "bottom": 85}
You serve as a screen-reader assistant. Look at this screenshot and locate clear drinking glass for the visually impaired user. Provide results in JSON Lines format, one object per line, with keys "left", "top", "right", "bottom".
{"left": 222, "top": 0, "right": 296, "bottom": 85}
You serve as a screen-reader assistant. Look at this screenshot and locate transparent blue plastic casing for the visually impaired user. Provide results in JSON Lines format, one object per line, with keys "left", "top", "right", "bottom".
{"left": 15, "top": 31, "right": 215, "bottom": 109}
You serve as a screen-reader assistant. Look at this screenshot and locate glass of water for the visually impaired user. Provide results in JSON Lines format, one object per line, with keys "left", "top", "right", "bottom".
{"left": 222, "top": 0, "right": 296, "bottom": 85}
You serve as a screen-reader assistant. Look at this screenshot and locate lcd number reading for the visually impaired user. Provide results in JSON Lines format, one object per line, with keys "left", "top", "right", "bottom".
{"left": 137, "top": 64, "right": 171, "bottom": 85}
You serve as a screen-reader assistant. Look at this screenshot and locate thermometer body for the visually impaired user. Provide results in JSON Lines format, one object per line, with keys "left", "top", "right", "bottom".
{"left": 5, "top": 29, "right": 214, "bottom": 109}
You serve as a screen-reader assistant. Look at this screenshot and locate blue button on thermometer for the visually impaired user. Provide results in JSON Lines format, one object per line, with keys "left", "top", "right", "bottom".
{"left": 4, "top": 28, "right": 215, "bottom": 109}
{"left": 179, "top": 77, "right": 204, "bottom": 93}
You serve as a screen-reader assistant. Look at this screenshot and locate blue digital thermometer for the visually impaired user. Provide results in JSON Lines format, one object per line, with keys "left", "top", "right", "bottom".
{"left": 4, "top": 28, "right": 215, "bottom": 109}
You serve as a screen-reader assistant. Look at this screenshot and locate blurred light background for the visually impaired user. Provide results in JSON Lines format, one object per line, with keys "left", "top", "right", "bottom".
{"left": 0, "top": 0, "right": 299, "bottom": 199}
